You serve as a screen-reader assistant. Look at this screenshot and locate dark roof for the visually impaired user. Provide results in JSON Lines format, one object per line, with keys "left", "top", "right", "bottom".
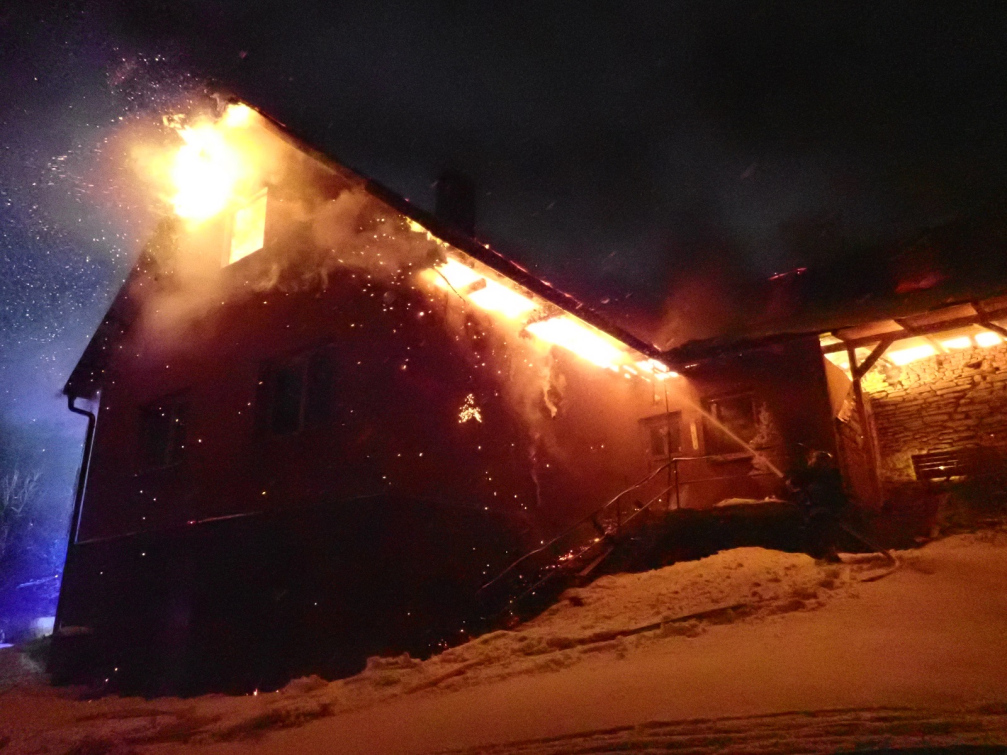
{"left": 65, "top": 99, "right": 660, "bottom": 397}
{"left": 665, "top": 289, "right": 1007, "bottom": 365}
{"left": 63, "top": 253, "right": 161, "bottom": 399}
{"left": 664, "top": 205, "right": 1007, "bottom": 364}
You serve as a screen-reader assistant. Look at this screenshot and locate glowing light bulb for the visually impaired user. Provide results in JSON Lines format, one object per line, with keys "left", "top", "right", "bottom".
{"left": 940, "top": 336, "right": 972, "bottom": 350}
{"left": 887, "top": 344, "right": 937, "bottom": 366}
{"left": 975, "top": 331, "right": 1002, "bottom": 348}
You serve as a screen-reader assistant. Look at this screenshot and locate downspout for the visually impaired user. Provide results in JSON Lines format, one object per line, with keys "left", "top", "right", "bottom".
{"left": 53, "top": 393, "right": 98, "bottom": 633}
{"left": 66, "top": 394, "right": 97, "bottom": 545}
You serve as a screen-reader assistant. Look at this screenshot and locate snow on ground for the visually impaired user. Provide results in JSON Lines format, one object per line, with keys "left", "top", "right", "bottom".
{"left": 437, "top": 707, "right": 1007, "bottom": 754}
{"left": 1, "top": 534, "right": 1006, "bottom": 754}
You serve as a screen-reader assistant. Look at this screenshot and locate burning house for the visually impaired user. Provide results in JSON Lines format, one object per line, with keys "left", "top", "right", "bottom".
{"left": 52, "top": 99, "right": 916, "bottom": 692}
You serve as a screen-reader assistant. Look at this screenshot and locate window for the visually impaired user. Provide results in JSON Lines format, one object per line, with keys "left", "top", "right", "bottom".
{"left": 705, "top": 393, "right": 758, "bottom": 455}
{"left": 228, "top": 189, "right": 267, "bottom": 264}
{"left": 139, "top": 396, "right": 188, "bottom": 469}
{"left": 256, "top": 348, "right": 334, "bottom": 436}
{"left": 641, "top": 412, "right": 682, "bottom": 459}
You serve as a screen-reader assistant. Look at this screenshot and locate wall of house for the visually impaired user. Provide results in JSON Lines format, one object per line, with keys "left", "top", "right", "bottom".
{"left": 55, "top": 116, "right": 848, "bottom": 690}
{"left": 69, "top": 114, "right": 854, "bottom": 553}
{"left": 74, "top": 132, "right": 678, "bottom": 545}
{"left": 865, "top": 341, "right": 1007, "bottom": 483}
{"left": 77, "top": 114, "right": 832, "bottom": 552}
{"left": 78, "top": 261, "right": 670, "bottom": 543}
{"left": 670, "top": 335, "right": 838, "bottom": 506}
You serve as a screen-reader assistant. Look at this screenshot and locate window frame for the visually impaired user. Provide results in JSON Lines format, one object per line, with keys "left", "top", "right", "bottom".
{"left": 138, "top": 393, "right": 189, "bottom": 472}
{"left": 226, "top": 187, "right": 268, "bottom": 266}
{"left": 704, "top": 392, "right": 758, "bottom": 456}
{"left": 255, "top": 346, "right": 335, "bottom": 438}
{"left": 640, "top": 411, "right": 683, "bottom": 460}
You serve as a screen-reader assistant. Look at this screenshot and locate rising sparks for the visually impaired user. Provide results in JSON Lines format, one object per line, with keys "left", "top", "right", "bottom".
{"left": 459, "top": 393, "right": 482, "bottom": 423}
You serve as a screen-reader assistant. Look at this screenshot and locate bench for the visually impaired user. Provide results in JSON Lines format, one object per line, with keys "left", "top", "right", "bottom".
{"left": 911, "top": 449, "right": 978, "bottom": 482}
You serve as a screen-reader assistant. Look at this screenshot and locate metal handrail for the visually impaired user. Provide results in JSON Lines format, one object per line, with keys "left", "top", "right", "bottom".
{"left": 477, "top": 461, "right": 671, "bottom": 595}
{"left": 478, "top": 452, "right": 788, "bottom": 600}
{"left": 488, "top": 479, "right": 679, "bottom": 610}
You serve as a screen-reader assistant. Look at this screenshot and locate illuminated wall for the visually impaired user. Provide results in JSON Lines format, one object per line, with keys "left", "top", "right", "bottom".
{"left": 865, "top": 341, "right": 1007, "bottom": 483}
{"left": 75, "top": 112, "right": 686, "bottom": 543}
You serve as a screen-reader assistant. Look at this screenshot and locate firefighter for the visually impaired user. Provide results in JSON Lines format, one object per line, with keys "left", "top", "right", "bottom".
{"left": 790, "top": 450, "right": 846, "bottom": 561}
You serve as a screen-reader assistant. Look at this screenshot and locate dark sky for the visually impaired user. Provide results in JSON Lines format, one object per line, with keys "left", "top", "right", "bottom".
{"left": 2, "top": 1, "right": 1007, "bottom": 438}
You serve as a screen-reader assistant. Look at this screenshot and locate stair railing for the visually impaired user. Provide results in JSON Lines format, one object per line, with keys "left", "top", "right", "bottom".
{"left": 477, "top": 461, "right": 673, "bottom": 602}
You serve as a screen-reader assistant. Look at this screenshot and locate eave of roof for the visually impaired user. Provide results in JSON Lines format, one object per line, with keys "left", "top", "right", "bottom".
{"left": 63, "top": 263, "right": 150, "bottom": 398}
{"left": 248, "top": 101, "right": 661, "bottom": 360}
{"left": 663, "top": 288, "right": 1007, "bottom": 365}
{"left": 64, "top": 97, "right": 662, "bottom": 397}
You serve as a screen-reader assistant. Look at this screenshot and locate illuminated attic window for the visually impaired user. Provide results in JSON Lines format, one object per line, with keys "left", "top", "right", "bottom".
{"left": 228, "top": 189, "right": 267, "bottom": 264}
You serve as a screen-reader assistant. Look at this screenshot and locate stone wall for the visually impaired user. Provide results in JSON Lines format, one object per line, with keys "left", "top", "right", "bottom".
{"left": 864, "top": 342, "right": 1007, "bottom": 483}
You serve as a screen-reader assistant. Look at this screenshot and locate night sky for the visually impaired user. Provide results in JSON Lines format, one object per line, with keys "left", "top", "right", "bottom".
{"left": 2, "top": 1, "right": 1007, "bottom": 623}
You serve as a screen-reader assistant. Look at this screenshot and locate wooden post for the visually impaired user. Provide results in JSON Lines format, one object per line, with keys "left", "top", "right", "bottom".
{"left": 846, "top": 337, "right": 893, "bottom": 505}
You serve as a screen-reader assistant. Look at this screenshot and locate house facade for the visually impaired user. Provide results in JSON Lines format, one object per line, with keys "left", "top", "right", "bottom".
{"left": 52, "top": 101, "right": 838, "bottom": 691}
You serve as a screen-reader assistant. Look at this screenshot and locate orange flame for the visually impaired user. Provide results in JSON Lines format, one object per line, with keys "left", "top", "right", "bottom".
{"left": 635, "top": 358, "right": 678, "bottom": 379}
{"left": 526, "top": 316, "right": 625, "bottom": 368}
{"left": 168, "top": 104, "right": 256, "bottom": 222}
{"left": 431, "top": 258, "right": 537, "bottom": 319}
{"left": 467, "top": 281, "right": 537, "bottom": 319}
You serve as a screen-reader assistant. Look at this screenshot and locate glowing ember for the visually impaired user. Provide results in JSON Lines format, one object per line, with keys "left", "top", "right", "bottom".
{"left": 635, "top": 358, "right": 678, "bottom": 379}
{"left": 170, "top": 121, "right": 243, "bottom": 221}
{"left": 526, "top": 316, "right": 625, "bottom": 368}
{"left": 459, "top": 394, "right": 482, "bottom": 423}
{"left": 430, "top": 259, "right": 537, "bottom": 319}
{"left": 425, "top": 256, "right": 653, "bottom": 372}
{"left": 433, "top": 258, "right": 482, "bottom": 291}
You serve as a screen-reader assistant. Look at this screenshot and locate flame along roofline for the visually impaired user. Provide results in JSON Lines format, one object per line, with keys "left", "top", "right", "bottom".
{"left": 64, "top": 96, "right": 667, "bottom": 399}
{"left": 241, "top": 98, "right": 664, "bottom": 362}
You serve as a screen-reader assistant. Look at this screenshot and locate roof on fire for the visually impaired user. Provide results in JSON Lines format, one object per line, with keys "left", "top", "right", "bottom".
{"left": 64, "top": 97, "right": 661, "bottom": 399}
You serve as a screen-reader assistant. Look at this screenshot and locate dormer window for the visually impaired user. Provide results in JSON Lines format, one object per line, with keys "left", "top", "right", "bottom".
{"left": 228, "top": 189, "right": 267, "bottom": 264}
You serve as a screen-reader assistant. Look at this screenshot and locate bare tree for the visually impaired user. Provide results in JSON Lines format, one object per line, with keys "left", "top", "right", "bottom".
{"left": 0, "top": 467, "right": 41, "bottom": 562}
